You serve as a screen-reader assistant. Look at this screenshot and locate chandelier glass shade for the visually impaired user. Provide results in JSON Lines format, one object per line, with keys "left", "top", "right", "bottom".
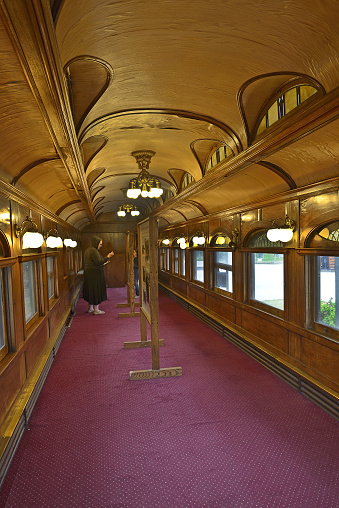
{"left": 127, "top": 150, "right": 164, "bottom": 199}
{"left": 117, "top": 204, "right": 140, "bottom": 217}
{"left": 44, "top": 228, "right": 63, "bottom": 248}
{"left": 15, "top": 216, "right": 44, "bottom": 249}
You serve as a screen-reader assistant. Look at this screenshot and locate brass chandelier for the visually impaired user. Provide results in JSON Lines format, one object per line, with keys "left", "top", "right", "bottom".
{"left": 117, "top": 203, "right": 140, "bottom": 217}
{"left": 127, "top": 150, "right": 163, "bottom": 199}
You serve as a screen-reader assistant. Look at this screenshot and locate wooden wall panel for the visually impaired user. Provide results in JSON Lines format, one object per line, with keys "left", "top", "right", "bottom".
{"left": 289, "top": 332, "right": 302, "bottom": 361}
{"left": 189, "top": 285, "right": 206, "bottom": 306}
{"left": 206, "top": 293, "right": 236, "bottom": 324}
{"left": 301, "top": 337, "right": 339, "bottom": 385}
{"left": 239, "top": 309, "right": 289, "bottom": 353}
{"left": 0, "top": 353, "right": 26, "bottom": 426}
{"left": 25, "top": 321, "right": 49, "bottom": 376}
{"left": 171, "top": 276, "right": 187, "bottom": 295}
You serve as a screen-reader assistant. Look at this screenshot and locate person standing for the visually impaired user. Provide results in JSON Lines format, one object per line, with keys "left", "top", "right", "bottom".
{"left": 133, "top": 249, "right": 139, "bottom": 297}
{"left": 83, "top": 236, "right": 114, "bottom": 315}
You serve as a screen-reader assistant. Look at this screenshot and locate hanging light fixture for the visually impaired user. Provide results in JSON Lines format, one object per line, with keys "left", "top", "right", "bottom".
{"left": 178, "top": 237, "right": 187, "bottom": 249}
{"left": 117, "top": 204, "right": 140, "bottom": 217}
{"left": 44, "top": 228, "right": 63, "bottom": 248}
{"left": 162, "top": 238, "right": 170, "bottom": 245}
{"left": 127, "top": 150, "right": 164, "bottom": 199}
{"left": 15, "top": 216, "right": 44, "bottom": 248}
{"left": 267, "top": 215, "right": 295, "bottom": 243}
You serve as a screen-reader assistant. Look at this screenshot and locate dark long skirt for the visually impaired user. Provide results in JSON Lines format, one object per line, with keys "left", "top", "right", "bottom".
{"left": 83, "top": 268, "right": 107, "bottom": 305}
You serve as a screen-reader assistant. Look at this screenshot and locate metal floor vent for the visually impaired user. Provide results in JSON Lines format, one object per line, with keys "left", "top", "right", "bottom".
{"left": 160, "top": 285, "right": 339, "bottom": 420}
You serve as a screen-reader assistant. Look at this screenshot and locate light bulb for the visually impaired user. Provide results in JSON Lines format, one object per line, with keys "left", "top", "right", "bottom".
{"left": 279, "top": 228, "right": 293, "bottom": 242}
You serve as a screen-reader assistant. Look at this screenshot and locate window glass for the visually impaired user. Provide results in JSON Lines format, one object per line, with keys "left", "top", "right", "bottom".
{"left": 300, "top": 85, "right": 317, "bottom": 103}
{"left": 0, "top": 270, "right": 6, "bottom": 354}
{"left": 160, "top": 248, "right": 165, "bottom": 270}
{"left": 214, "top": 251, "right": 232, "bottom": 293}
{"left": 166, "top": 248, "right": 170, "bottom": 271}
{"left": 47, "top": 256, "right": 55, "bottom": 299}
{"left": 267, "top": 102, "right": 279, "bottom": 126}
{"left": 315, "top": 256, "right": 338, "bottom": 330}
{"left": 181, "top": 250, "right": 186, "bottom": 276}
{"left": 192, "top": 250, "right": 204, "bottom": 283}
{"left": 23, "top": 261, "right": 38, "bottom": 323}
{"left": 173, "top": 248, "right": 179, "bottom": 274}
{"left": 250, "top": 253, "right": 284, "bottom": 310}
{"left": 284, "top": 88, "right": 298, "bottom": 114}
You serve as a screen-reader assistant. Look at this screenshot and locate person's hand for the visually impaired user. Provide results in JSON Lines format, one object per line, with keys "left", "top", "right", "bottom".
{"left": 107, "top": 251, "right": 114, "bottom": 258}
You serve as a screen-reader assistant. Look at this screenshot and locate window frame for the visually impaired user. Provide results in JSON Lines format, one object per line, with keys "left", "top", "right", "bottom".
{"left": 244, "top": 247, "right": 288, "bottom": 319}
{"left": 46, "top": 253, "right": 58, "bottom": 305}
{"left": 190, "top": 248, "right": 205, "bottom": 285}
{"left": 20, "top": 253, "right": 44, "bottom": 332}
{"left": 311, "top": 254, "right": 339, "bottom": 341}
{"left": 211, "top": 249, "right": 233, "bottom": 296}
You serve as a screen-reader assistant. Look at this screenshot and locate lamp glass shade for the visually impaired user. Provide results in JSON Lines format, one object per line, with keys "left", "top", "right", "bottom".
{"left": 64, "top": 238, "right": 73, "bottom": 247}
{"left": 46, "top": 236, "right": 62, "bottom": 248}
{"left": 267, "top": 228, "right": 281, "bottom": 242}
{"left": 162, "top": 239, "right": 170, "bottom": 245}
{"left": 198, "top": 236, "right": 205, "bottom": 245}
{"left": 22, "top": 231, "right": 44, "bottom": 249}
{"left": 279, "top": 228, "right": 293, "bottom": 242}
{"left": 179, "top": 242, "right": 186, "bottom": 249}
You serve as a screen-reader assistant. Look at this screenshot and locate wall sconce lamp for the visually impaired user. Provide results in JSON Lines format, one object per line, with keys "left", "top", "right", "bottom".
{"left": 15, "top": 216, "right": 44, "bottom": 248}
{"left": 192, "top": 233, "right": 205, "bottom": 246}
{"left": 267, "top": 216, "right": 295, "bottom": 243}
{"left": 64, "top": 238, "right": 77, "bottom": 248}
{"left": 162, "top": 238, "right": 170, "bottom": 245}
{"left": 178, "top": 237, "right": 187, "bottom": 249}
{"left": 44, "top": 228, "right": 63, "bottom": 248}
{"left": 229, "top": 229, "right": 239, "bottom": 250}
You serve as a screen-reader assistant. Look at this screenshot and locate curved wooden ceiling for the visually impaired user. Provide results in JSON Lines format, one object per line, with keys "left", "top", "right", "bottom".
{"left": 0, "top": 0, "right": 338, "bottom": 228}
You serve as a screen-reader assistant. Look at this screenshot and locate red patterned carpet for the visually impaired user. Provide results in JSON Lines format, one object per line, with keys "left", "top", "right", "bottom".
{"left": 0, "top": 288, "right": 339, "bottom": 507}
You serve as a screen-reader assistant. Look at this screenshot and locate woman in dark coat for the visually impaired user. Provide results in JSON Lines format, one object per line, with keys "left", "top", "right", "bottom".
{"left": 83, "top": 236, "right": 114, "bottom": 315}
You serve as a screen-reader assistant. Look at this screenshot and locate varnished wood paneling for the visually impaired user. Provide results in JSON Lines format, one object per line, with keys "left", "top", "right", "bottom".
{"left": 239, "top": 309, "right": 289, "bottom": 354}
{"left": 289, "top": 332, "right": 302, "bottom": 360}
{"left": 301, "top": 338, "right": 339, "bottom": 385}
{"left": 25, "top": 321, "right": 49, "bottom": 376}
{"left": 188, "top": 285, "right": 206, "bottom": 306}
{"left": 0, "top": 353, "right": 26, "bottom": 426}
{"left": 206, "top": 293, "right": 236, "bottom": 324}
{"left": 171, "top": 276, "right": 187, "bottom": 295}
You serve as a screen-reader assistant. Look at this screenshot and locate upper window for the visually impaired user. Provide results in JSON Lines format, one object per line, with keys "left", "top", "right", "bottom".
{"left": 206, "top": 145, "right": 234, "bottom": 172}
{"left": 256, "top": 85, "right": 319, "bottom": 137}
{"left": 181, "top": 173, "right": 195, "bottom": 190}
{"left": 47, "top": 256, "right": 56, "bottom": 300}
{"left": 213, "top": 251, "right": 233, "bottom": 294}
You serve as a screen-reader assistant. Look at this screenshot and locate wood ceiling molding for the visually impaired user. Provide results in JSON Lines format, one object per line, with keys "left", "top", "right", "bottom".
{"left": 185, "top": 200, "right": 208, "bottom": 216}
{"left": 65, "top": 56, "right": 113, "bottom": 134}
{"left": 65, "top": 208, "right": 86, "bottom": 223}
{"left": 11, "top": 157, "right": 60, "bottom": 186}
{"left": 238, "top": 72, "right": 326, "bottom": 146}
{"left": 87, "top": 168, "right": 106, "bottom": 190}
{"left": 90, "top": 186, "right": 105, "bottom": 201}
{"left": 78, "top": 109, "right": 242, "bottom": 151}
{"left": 257, "top": 162, "right": 297, "bottom": 190}
{"left": 167, "top": 169, "right": 186, "bottom": 193}
{"left": 56, "top": 200, "right": 81, "bottom": 216}
{"left": 170, "top": 209, "right": 188, "bottom": 222}
{"left": 81, "top": 136, "right": 108, "bottom": 173}
{"left": 93, "top": 196, "right": 105, "bottom": 209}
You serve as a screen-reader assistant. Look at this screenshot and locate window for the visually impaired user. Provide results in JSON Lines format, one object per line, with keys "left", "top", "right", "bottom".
{"left": 191, "top": 250, "right": 204, "bottom": 283}
{"left": 250, "top": 253, "right": 284, "bottom": 311}
{"left": 166, "top": 248, "right": 170, "bottom": 271}
{"left": 173, "top": 248, "right": 179, "bottom": 274}
{"left": 181, "top": 173, "right": 195, "bottom": 190}
{"left": 213, "top": 251, "right": 233, "bottom": 293}
{"left": 256, "top": 84, "right": 319, "bottom": 137}
{"left": 47, "top": 256, "right": 55, "bottom": 300}
{"left": 206, "top": 144, "right": 234, "bottom": 171}
{"left": 0, "top": 269, "right": 8, "bottom": 361}
{"left": 315, "top": 256, "right": 338, "bottom": 331}
{"left": 160, "top": 248, "right": 165, "bottom": 271}
{"left": 23, "top": 261, "right": 39, "bottom": 325}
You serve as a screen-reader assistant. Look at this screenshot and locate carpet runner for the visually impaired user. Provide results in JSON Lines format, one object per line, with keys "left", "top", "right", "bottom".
{"left": 0, "top": 287, "right": 338, "bottom": 507}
